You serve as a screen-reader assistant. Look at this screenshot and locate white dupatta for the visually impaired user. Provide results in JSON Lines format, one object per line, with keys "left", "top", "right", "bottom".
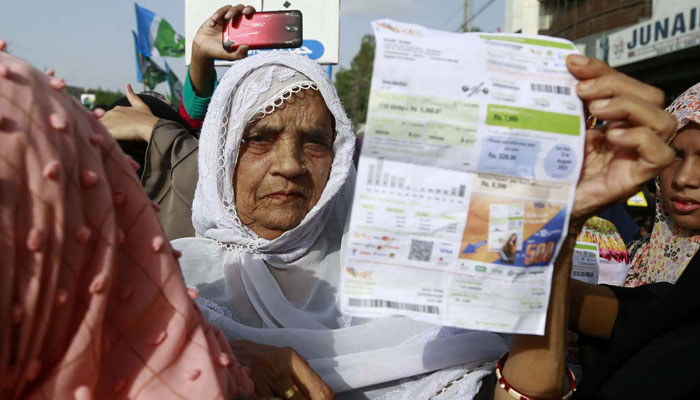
{"left": 173, "top": 52, "right": 506, "bottom": 398}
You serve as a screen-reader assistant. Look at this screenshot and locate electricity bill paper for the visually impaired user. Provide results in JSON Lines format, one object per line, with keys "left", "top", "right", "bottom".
{"left": 339, "top": 20, "right": 585, "bottom": 334}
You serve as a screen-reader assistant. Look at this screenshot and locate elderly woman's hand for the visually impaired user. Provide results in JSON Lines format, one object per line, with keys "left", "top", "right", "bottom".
{"left": 100, "top": 84, "right": 158, "bottom": 142}
{"left": 190, "top": 4, "right": 255, "bottom": 97}
{"left": 566, "top": 55, "right": 676, "bottom": 221}
{"left": 230, "top": 340, "right": 335, "bottom": 400}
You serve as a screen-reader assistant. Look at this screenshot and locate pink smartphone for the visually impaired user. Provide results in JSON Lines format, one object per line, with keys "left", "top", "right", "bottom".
{"left": 222, "top": 10, "right": 303, "bottom": 51}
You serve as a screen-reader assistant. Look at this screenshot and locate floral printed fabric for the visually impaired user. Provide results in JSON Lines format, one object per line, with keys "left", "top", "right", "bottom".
{"left": 624, "top": 82, "right": 700, "bottom": 287}
{"left": 666, "top": 82, "right": 700, "bottom": 141}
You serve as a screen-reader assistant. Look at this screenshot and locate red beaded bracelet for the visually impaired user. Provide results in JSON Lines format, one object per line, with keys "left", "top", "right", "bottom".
{"left": 495, "top": 352, "right": 577, "bottom": 400}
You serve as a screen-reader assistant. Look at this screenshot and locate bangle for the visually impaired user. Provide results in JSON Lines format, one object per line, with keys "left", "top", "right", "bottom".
{"left": 495, "top": 352, "right": 576, "bottom": 400}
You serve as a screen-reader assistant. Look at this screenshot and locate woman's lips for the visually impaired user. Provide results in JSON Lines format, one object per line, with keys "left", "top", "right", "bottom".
{"left": 671, "top": 196, "right": 700, "bottom": 213}
{"left": 265, "top": 190, "right": 305, "bottom": 202}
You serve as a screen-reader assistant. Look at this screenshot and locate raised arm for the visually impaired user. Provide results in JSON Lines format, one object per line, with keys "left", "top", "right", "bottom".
{"left": 179, "top": 4, "right": 256, "bottom": 130}
{"left": 190, "top": 4, "right": 255, "bottom": 97}
{"left": 494, "top": 54, "right": 676, "bottom": 400}
{"left": 495, "top": 232, "right": 578, "bottom": 399}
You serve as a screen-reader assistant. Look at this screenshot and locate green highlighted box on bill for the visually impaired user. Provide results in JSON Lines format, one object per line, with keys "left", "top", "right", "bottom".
{"left": 479, "top": 35, "right": 575, "bottom": 50}
{"left": 486, "top": 104, "right": 581, "bottom": 136}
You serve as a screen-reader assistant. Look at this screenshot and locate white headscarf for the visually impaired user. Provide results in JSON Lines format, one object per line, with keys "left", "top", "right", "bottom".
{"left": 174, "top": 51, "right": 506, "bottom": 397}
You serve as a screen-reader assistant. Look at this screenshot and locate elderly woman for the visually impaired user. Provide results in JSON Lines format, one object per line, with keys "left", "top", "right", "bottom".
{"left": 92, "top": 7, "right": 505, "bottom": 399}
{"left": 173, "top": 16, "right": 508, "bottom": 400}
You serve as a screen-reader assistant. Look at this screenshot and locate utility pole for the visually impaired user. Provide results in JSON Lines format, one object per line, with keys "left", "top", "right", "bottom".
{"left": 462, "top": 0, "right": 472, "bottom": 32}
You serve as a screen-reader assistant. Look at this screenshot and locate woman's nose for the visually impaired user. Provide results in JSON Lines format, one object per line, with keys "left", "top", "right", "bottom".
{"left": 673, "top": 157, "right": 700, "bottom": 189}
{"left": 270, "top": 138, "right": 305, "bottom": 177}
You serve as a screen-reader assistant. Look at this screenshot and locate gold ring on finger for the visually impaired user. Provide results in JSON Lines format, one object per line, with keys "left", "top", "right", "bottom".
{"left": 283, "top": 384, "right": 300, "bottom": 399}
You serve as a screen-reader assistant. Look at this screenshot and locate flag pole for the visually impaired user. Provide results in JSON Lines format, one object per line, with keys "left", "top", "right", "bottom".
{"left": 135, "top": 3, "right": 146, "bottom": 92}
{"left": 138, "top": 52, "right": 147, "bottom": 92}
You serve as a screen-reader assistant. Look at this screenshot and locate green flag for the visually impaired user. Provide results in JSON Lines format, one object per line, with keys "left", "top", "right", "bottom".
{"left": 142, "top": 55, "right": 166, "bottom": 90}
{"left": 154, "top": 18, "right": 186, "bottom": 57}
{"left": 135, "top": 4, "right": 185, "bottom": 57}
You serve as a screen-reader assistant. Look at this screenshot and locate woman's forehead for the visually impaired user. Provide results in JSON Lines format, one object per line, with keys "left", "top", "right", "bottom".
{"left": 672, "top": 122, "right": 700, "bottom": 147}
{"left": 246, "top": 90, "right": 333, "bottom": 133}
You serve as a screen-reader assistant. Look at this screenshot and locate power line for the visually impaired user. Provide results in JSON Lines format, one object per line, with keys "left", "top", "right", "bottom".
{"left": 438, "top": 3, "right": 468, "bottom": 30}
{"left": 455, "top": 0, "right": 498, "bottom": 32}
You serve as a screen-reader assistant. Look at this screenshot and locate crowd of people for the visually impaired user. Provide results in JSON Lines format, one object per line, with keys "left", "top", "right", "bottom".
{"left": 2, "top": 3, "right": 699, "bottom": 400}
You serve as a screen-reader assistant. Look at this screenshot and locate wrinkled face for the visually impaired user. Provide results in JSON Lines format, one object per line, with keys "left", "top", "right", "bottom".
{"left": 234, "top": 89, "right": 334, "bottom": 239}
{"left": 660, "top": 123, "right": 700, "bottom": 230}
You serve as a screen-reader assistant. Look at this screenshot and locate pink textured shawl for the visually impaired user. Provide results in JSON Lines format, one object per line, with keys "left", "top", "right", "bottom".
{"left": 0, "top": 50, "right": 253, "bottom": 399}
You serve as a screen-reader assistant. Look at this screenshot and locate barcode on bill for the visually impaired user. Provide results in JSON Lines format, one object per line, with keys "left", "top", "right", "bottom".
{"left": 348, "top": 298, "right": 440, "bottom": 315}
{"left": 409, "top": 239, "right": 433, "bottom": 262}
{"left": 530, "top": 83, "right": 571, "bottom": 95}
{"left": 572, "top": 271, "right": 595, "bottom": 278}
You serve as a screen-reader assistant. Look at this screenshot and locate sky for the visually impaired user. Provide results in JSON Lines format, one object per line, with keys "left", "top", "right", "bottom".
{"left": 0, "top": 0, "right": 504, "bottom": 94}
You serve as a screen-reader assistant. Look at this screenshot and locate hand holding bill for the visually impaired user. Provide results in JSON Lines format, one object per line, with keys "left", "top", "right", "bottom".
{"left": 566, "top": 54, "right": 676, "bottom": 222}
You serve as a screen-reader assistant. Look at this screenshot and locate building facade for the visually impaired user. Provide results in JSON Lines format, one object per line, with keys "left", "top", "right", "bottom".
{"left": 505, "top": 0, "right": 541, "bottom": 34}
{"left": 506, "top": 0, "right": 700, "bottom": 102}
{"left": 538, "top": 0, "right": 652, "bottom": 42}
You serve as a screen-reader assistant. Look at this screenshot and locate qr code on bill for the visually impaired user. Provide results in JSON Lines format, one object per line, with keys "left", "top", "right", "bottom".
{"left": 409, "top": 239, "right": 433, "bottom": 262}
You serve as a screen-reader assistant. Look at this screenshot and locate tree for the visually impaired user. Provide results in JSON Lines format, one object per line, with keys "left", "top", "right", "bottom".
{"left": 94, "top": 89, "right": 125, "bottom": 107}
{"left": 334, "top": 34, "right": 375, "bottom": 126}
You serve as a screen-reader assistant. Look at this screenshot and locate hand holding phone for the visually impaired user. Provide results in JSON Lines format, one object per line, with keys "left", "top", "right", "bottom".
{"left": 191, "top": 4, "right": 257, "bottom": 99}
{"left": 222, "top": 10, "right": 303, "bottom": 51}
